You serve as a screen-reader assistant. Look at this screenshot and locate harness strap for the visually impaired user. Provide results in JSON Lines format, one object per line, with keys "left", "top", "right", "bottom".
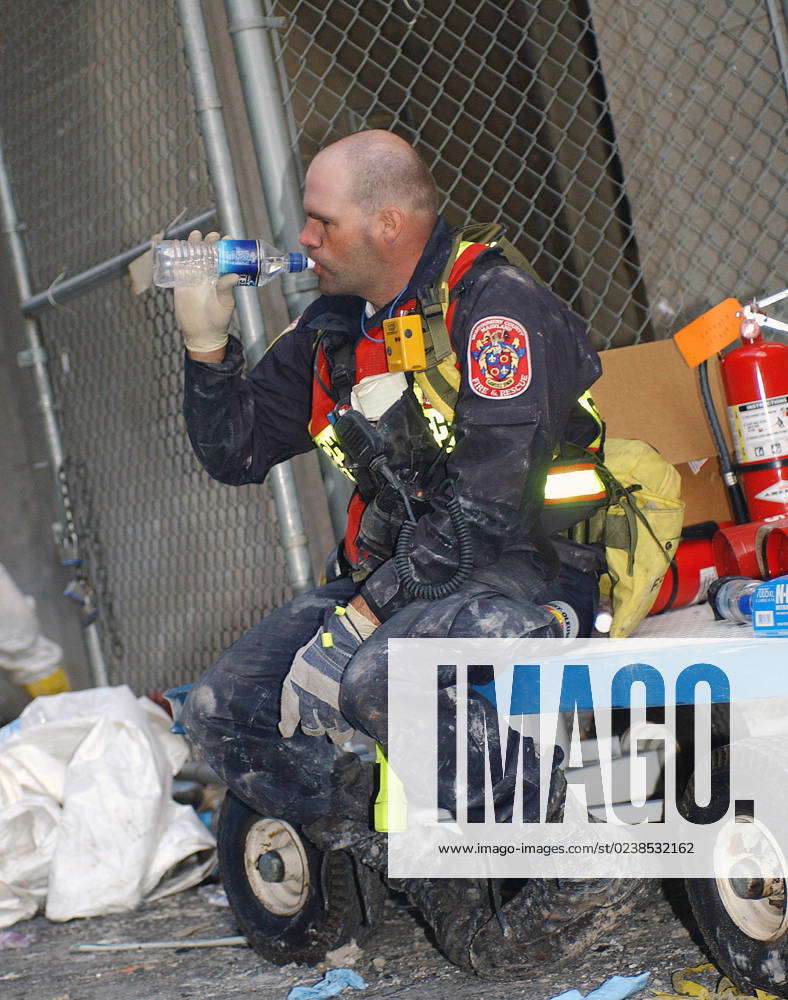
{"left": 320, "top": 331, "right": 356, "bottom": 405}
{"left": 419, "top": 239, "right": 497, "bottom": 369}
{"left": 597, "top": 466, "right": 672, "bottom": 576}
{"left": 419, "top": 294, "right": 453, "bottom": 365}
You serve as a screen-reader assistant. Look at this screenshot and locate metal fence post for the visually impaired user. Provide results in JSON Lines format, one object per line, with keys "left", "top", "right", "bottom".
{"left": 223, "top": 0, "right": 353, "bottom": 539}
{"left": 177, "top": 0, "right": 314, "bottom": 595}
{"left": 223, "top": 0, "right": 314, "bottom": 319}
{"left": 765, "top": 0, "right": 788, "bottom": 102}
{"left": 0, "top": 136, "right": 109, "bottom": 687}
{"left": 225, "top": 0, "right": 314, "bottom": 317}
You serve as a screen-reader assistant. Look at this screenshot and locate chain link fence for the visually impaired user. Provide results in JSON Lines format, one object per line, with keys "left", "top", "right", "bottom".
{"left": 271, "top": 0, "right": 786, "bottom": 347}
{"left": 0, "top": 0, "right": 785, "bottom": 690}
{"left": 0, "top": 0, "right": 291, "bottom": 692}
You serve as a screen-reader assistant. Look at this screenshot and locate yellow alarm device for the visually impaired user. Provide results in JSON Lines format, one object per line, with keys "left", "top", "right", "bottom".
{"left": 382, "top": 314, "right": 427, "bottom": 372}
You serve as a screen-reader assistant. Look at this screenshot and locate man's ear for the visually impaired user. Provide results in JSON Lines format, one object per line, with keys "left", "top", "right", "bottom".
{"left": 377, "top": 205, "right": 404, "bottom": 245}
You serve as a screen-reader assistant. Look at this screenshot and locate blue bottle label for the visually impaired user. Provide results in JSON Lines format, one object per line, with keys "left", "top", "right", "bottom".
{"left": 217, "top": 240, "right": 260, "bottom": 286}
{"left": 752, "top": 575, "right": 788, "bottom": 636}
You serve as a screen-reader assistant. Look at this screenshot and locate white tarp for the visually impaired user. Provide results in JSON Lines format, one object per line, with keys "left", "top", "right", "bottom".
{"left": 0, "top": 686, "right": 216, "bottom": 928}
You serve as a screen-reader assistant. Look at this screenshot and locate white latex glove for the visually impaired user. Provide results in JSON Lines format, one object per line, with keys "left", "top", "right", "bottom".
{"left": 344, "top": 600, "right": 378, "bottom": 640}
{"left": 174, "top": 230, "right": 239, "bottom": 355}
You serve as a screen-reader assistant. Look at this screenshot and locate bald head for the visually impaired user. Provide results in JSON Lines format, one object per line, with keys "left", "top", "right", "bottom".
{"left": 315, "top": 130, "right": 438, "bottom": 222}
{"left": 300, "top": 130, "right": 439, "bottom": 308}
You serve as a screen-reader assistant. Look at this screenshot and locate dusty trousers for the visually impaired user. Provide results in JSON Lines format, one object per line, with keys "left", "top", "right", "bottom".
{"left": 181, "top": 569, "right": 593, "bottom": 833}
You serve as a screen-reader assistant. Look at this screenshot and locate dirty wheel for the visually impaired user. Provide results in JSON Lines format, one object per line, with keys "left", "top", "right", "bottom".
{"left": 218, "top": 792, "right": 372, "bottom": 965}
{"left": 683, "top": 746, "right": 788, "bottom": 998}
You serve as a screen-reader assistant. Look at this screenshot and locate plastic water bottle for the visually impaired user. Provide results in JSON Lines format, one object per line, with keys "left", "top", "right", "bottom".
{"left": 750, "top": 573, "right": 788, "bottom": 635}
{"left": 707, "top": 576, "right": 762, "bottom": 624}
{"left": 152, "top": 238, "right": 313, "bottom": 288}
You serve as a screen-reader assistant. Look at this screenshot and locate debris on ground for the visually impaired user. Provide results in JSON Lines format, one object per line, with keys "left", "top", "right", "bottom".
{"left": 287, "top": 967, "right": 366, "bottom": 999}
{"left": 0, "top": 687, "right": 215, "bottom": 928}
{"left": 0, "top": 929, "right": 34, "bottom": 949}
{"left": 324, "top": 939, "right": 363, "bottom": 968}
{"left": 71, "top": 934, "right": 248, "bottom": 952}
{"left": 0, "top": 880, "right": 720, "bottom": 1000}
{"left": 197, "top": 882, "right": 229, "bottom": 907}
{"left": 551, "top": 972, "right": 651, "bottom": 1000}
{"left": 649, "top": 964, "right": 781, "bottom": 1000}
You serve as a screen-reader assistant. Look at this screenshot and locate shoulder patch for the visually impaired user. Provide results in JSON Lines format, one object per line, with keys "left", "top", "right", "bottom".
{"left": 467, "top": 316, "right": 531, "bottom": 399}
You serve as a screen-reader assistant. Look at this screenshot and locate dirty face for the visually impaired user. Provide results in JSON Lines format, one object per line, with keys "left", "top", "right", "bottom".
{"left": 299, "top": 152, "right": 382, "bottom": 300}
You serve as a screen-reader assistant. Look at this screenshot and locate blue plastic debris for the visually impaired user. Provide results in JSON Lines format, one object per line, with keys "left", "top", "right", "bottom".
{"left": 286, "top": 968, "right": 366, "bottom": 1000}
{"left": 0, "top": 717, "right": 21, "bottom": 746}
{"left": 550, "top": 972, "right": 651, "bottom": 1000}
{"left": 163, "top": 683, "right": 193, "bottom": 734}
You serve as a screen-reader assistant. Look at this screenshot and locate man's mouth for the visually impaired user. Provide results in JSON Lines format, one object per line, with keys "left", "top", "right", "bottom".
{"left": 311, "top": 260, "right": 331, "bottom": 278}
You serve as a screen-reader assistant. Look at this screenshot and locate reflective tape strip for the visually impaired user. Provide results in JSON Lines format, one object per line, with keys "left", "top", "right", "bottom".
{"left": 313, "top": 388, "right": 457, "bottom": 480}
{"left": 544, "top": 464, "right": 607, "bottom": 504}
{"left": 577, "top": 391, "right": 604, "bottom": 452}
{"left": 412, "top": 382, "right": 456, "bottom": 453}
{"left": 315, "top": 404, "right": 605, "bottom": 509}
{"left": 313, "top": 424, "right": 355, "bottom": 479}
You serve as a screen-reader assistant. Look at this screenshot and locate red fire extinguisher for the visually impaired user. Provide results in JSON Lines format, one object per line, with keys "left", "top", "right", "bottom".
{"left": 649, "top": 535, "right": 718, "bottom": 615}
{"left": 721, "top": 297, "right": 788, "bottom": 521}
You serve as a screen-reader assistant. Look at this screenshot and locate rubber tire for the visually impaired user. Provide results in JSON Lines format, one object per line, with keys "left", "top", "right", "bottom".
{"left": 470, "top": 878, "right": 654, "bottom": 979}
{"left": 217, "top": 792, "right": 369, "bottom": 966}
{"left": 683, "top": 745, "right": 788, "bottom": 998}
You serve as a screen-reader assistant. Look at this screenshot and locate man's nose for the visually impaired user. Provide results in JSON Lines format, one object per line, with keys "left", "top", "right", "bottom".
{"left": 299, "top": 219, "right": 319, "bottom": 250}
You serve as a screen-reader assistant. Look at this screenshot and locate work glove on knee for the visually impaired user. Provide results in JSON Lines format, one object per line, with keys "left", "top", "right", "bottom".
{"left": 174, "top": 230, "right": 239, "bottom": 354}
{"left": 279, "top": 604, "right": 371, "bottom": 745}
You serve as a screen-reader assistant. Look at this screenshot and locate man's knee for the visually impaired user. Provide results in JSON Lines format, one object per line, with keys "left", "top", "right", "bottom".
{"left": 339, "top": 639, "right": 388, "bottom": 740}
{"left": 448, "top": 594, "right": 554, "bottom": 638}
{"left": 181, "top": 676, "right": 221, "bottom": 747}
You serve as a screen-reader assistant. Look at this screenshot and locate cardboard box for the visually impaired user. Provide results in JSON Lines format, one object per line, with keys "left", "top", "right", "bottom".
{"left": 591, "top": 338, "right": 733, "bottom": 526}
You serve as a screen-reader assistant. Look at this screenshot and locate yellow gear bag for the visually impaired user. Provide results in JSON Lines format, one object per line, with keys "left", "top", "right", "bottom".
{"left": 586, "top": 438, "right": 685, "bottom": 638}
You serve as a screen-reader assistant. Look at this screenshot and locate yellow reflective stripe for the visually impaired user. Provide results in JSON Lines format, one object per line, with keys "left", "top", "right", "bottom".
{"left": 544, "top": 466, "right": 607, "bottom": 503}
{"left": 414, "top": 368, "right": 457, "bottom": 422}
{"left": 412, "top": 382, "right": 456, "bottom": 453}
{"left": 313, "top": 424, "right": 355, "bottom": 479}
{"left": 577, "top": 391, "right": 604, "bottom": 451}
{"left": 578, "top": 391, "right": 596, "bottom": 414}
{"left": 374, "top": 743, "right": 408, "bottom": 833}
{"left": 312, "top": 391, "right": 458, "bottom": 474}
{"left": 437, "top": 240, "right": 475, "bottom": 307}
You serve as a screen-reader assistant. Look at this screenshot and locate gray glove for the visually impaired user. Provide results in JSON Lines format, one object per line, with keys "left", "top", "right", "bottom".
{"left": 279, "top": 605, "right": 369, "bottom": 745}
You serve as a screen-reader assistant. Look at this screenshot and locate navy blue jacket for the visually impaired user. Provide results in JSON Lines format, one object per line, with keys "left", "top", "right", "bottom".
{"left": 183, "top": 220, "right": 601, "bottom": 620}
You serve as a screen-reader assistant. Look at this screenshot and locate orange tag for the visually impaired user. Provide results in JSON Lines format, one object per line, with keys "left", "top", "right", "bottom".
{"left": 673, "top": 298, "right": 742, "bottom": 367}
